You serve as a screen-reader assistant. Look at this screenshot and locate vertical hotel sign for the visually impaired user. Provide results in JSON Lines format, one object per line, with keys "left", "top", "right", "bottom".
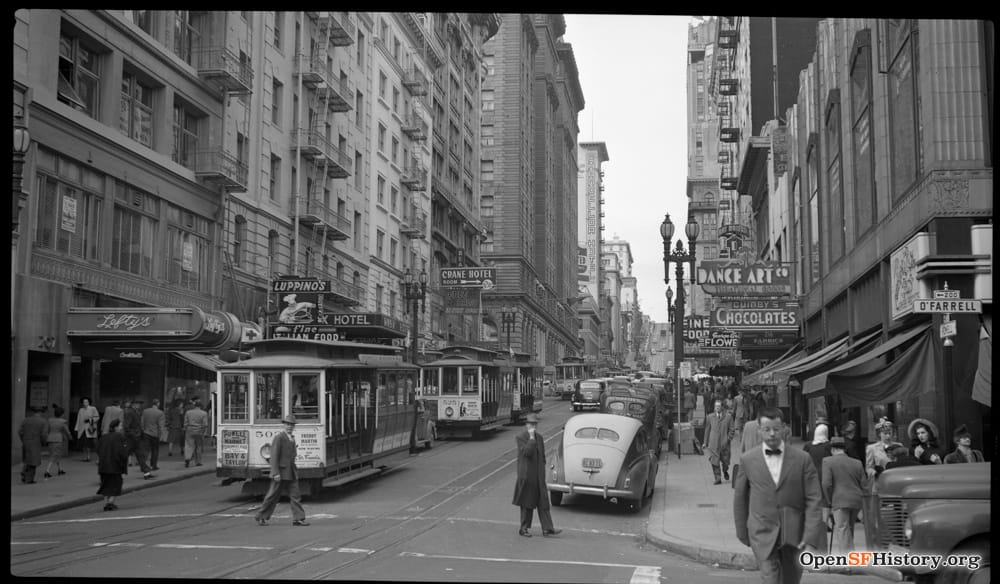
{"left": 585, "top": 154, "right": 599, "bottom": 300}
{"left": 889, "top": 232, "right": 935, "bottom": 321}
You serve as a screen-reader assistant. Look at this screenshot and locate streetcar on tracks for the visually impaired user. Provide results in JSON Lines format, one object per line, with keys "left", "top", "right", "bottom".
{"left": 553, "top": 356, "right": 592, "bottom": 400}
{"left": 418, "top": 345, "right": 514, "bottom": 439}
{"left": 509, "top": 350, "right": 543, "bottom": 424}
{"left": 213, "top": 338, "right": 419, "bottom": 497}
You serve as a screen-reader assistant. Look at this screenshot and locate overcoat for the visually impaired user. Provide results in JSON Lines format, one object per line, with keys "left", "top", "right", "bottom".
{"left": 511, "top": 429, "right": 549, "bottom": 510}
{"left": 943, "top": 448, "right": 985, "bottom": 464}
{"left": 704, "top": 411, "right": 733, "bottom": 455}
{"left": 733, "top": 445, "right": 826, "bottom": 561}
{"left": 97, "top": 431, "right": 129, "bottom": 475}
{"left": 19, "top": 413, "right": 48, "bottom": 466}
{"left": 269, "top": 431, "right": 299, "bottom": 481}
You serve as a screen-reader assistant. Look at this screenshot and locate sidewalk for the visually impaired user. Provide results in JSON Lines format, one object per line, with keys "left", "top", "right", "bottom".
{"left": 11, "top": 444, "right": 217, "bottom": 522}
{"left": 644, "top": 438, "right": 900, "bottom": 581}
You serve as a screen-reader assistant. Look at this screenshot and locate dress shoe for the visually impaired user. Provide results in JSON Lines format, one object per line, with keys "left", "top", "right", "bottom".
{"left": 104, "top": 504, "right": 114, "bottom": 511}
{"left": 292, "top": 520, "right": 310, "bottom": 526}
{"left": 143, "top": 473, "right": 155, "bottom": 480}
{"left": 26, "top": 480, "right": 37, "bottom": 484}
{"left": 518, "top": 529, "right": 532, "bottom": 537}
{"left": 44, "top": 472, "right": 53, "bottom": 478}
{"left": 151, "top": 467, "right": 159, "bottom": 471}
{"left": 713, "top": 479, "right": 722, "bottom": 485}
{"left": 542, "top": 529, "right": 562, "bottom": 537}
{"left": 196, "top": 463, "right": 203, "bottom": 466}
{"left": 58, "top": 470, "right": 66, "bottom": 475}
{"left": 185, "top": 460, "right": 190, "bottom": 468}
{"left": 255, "top": 517, "right": 267, "bottom": 526}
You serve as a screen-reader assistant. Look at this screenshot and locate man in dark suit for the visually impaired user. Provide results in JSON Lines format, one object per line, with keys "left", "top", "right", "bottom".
{"left": 255, "top": 415, "right": 309, "bottom": 526}
{"left": 734, "top": 407, "right": 825, "bottom": 584}
{"left": 821, "top": 436, "right": 865, "bottom": 553}
{"left": 512, "top": 413, "right": 560, "bottom": 537}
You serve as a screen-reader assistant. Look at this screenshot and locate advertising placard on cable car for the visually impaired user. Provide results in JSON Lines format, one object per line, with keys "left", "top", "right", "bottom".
{"left": 221, "top": 429, "right": 249, "bottom": 467}
{"left": 438, "top": 398, "right": 481, "bottom": 420}
{"left": 293, "top": 429, "right": 323, "bottom": 466}
{"left": 696, "top": 260, "right": 793, "bottom": 297}
{"left": 710, "top": 299, "right": 800, "bottom": 331}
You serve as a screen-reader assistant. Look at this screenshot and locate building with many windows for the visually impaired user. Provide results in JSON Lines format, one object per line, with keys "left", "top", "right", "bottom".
{"left": 577, "top": 141, "right": 609, "bottom": 366}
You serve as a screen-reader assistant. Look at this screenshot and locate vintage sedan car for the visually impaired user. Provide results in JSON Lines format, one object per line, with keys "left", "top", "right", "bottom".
{"left": 547, "top": 413, "right": 658, "bottom": 513}
{"left": 572, "top": 378, "right": 609, "bottom": 411}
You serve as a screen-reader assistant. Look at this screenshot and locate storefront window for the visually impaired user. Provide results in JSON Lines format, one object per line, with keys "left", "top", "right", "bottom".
{"left": 220, "top": 373, "right": 249, "bottom": 422}
{"left": 290, "top": 373, "right": 319, "bottom": 421}
{"left": 255, "top": 371, "right": 282, "bottom": 422}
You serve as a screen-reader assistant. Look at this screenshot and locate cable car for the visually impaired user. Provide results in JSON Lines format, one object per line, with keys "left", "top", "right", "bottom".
{"left": 554, "top": 356, "right": 593, "bottom": 400}
{"left": 419, "top": 345, "right": 514, "bottom": 439}
{"left": 213, "top": 338, "right": 419, "bottom": 497}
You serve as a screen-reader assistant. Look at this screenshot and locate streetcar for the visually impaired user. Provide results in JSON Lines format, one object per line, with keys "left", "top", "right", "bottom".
{"left": 553, "top": 356, "right": 592, "bottom": 400}
{"left": 213, "top": 338, "right": 419, "bottom": 497}
{"left": 419, "top": 345, "right": 514, "bottom": 439}
{"left": 509, "top": 350, "right": 543, "bottom": 424}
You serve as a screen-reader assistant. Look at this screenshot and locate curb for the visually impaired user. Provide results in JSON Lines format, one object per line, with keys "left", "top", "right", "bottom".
{"left": 10, "top": 467, "right": 216, "bottom": 522}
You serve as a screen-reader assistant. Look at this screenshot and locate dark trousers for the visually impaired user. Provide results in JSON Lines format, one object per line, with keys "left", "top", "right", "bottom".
{"left": 143, "top": 434, "right": 160, "bottom": 469}
{"left": 758, "top": 543, "right": 803, "bottom": 584}
{"left": 519, "top": 505, "right": 555, "bottom": 532}
{"left": 257, "top": 478, "right": 306, "bottom": 522}
{"left": 125, "top": 435, "right": 152, "bottom": 473}
{"left": 21, "top": 463, "right": 37, "bottom": 482}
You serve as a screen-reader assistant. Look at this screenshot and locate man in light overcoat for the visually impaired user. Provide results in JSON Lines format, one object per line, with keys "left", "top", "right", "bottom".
{"left": 734, "top": 407, "right": 825, "bottom": 584}
{"left": 703, "top": 400, "right": 734, "bottom": 484}
{"left": 512, "top": 413, "right": 560, "bottom": 537}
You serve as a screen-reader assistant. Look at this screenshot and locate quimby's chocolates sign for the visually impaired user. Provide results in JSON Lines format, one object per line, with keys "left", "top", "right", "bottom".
{"left": 696, "top": 260, "right": 793, "bottom": 297}
{"left": 710, "top": 299, "right": 800, "bottom": 331}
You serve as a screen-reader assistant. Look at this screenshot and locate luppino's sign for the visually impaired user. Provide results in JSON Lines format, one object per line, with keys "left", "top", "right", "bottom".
{"left": 696, "top": 260, "right": 793, "bottom": 297}
{"left": 710, "top": 300, "right": 799, "bottom": 331}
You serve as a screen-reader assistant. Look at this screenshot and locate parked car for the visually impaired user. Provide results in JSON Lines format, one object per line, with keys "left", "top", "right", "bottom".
{"left": 547, "top": 412, "right": 658, "bottom": 513}
{"left": 601, "top": 382, "right": 662, "bottom": 456}
{"left": 877, "top": 462, "right": 990, "bottom": 583}
{"left": 573, "top": 378, "right": 609, "bottom": 412}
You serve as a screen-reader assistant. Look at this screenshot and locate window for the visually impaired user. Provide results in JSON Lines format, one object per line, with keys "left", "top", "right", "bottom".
{"left": 34, "top": 151, "right": 103, "bottom": 261}
{"left": 378, "top": 123, "right": 387, "bottom": 153}
{"left": 807, "top": 143, "right": 821, "bottom": 284}
{"left": 481, "top": 89, "right": 494, "bottom": 111}
{"left": 484, "top": 54, "right": 495, "bottom": 76}
{"left": 379, "top": 70, "right": 387, "bottom": 100}
{"left": 172, "top": 11, "right": 203, "bottom": 65}
{"left": 353, "top": 211, "right": 362, "bottom": 248}
{"left": 132, "top": 11, "right": 154, "bottom": 35}
{"left": 376, "top": 229, "right": 385, "bottom": 259}
{"left": 291, "top": 374, "right": 319, "bottom": 421}
{"left": 172, "top": 102, "right": 201, "bottom": 169}
{"left": 269, "top": 154, "right": 281, "bottom": 201}
{"left": 392, "top": 86, "right": 400, "bottom": 114}
{"left": 354, "top": 152, "right": 363, "bottom": 190}
{"left": 357, "top": 31, "right": 365, "bottom": 66}
{"left": 375, "top": 284, "right": 384, "bottom": 312}
{"left": 271, "top": 79, "right": 283, "bottom": 126}
{"left": 236, "top": 132, "right": 248, "bottom": 173}
{"left": 393, "top": 37, "right": 401, "bottom": 62}
{"left": 166, "top": 204, "right": 210, "bottom": 290}
{"left": 119, "top": 70, "right": 154, "bottom": 146}
{"left": 273, "top": 11, "right": 283, "bottom": 49}
{"left": 481, "top": 160, "right": 494, "bottom": 182}
{"left": 885, "top": 20, "right": 919, "bottom": 202}
{"left": 481, "top": 124, "right": 494, "bottom": 147}
{"left": 377, "top": 175, "right": 386, "bottom": 205}
{"left": 851, "top": 30, "right": 875, "bottom": 235}
{"left": 825, "top": 92, "right": 845, "bottom": 263}
{"left": 58, "top": 31, "right": 101, "bottom": 117}
{"left": 112, "top": 181, "right": 159, "bottom": 277}
{"left": 390, "top": 185, "right": 398, "bottom": 214}
{"left": 268, "top": 230, "right": 280, "bottom": 276}
{"left": 390, "top": 237, "right": 398, "bottom": 267}
{"left": 233, "top": 215, "right": 247, "bottom": 268}
{"left": 389, "top": 290, "right": 397, "bottom": 317}
{"left": 221, "top": 373, "right": 249, "bottom": 422}
{"left": 255, "top": 371, "right": 283, "bottom": 422}
{"left": 355, "top": 90, "right": 364, "bottom": 128}
{"left": 391, "top": 136, "right": 399, "bottom": 165}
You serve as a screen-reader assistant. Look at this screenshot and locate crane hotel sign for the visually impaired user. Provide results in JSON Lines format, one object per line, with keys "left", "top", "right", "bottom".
{"left": 710, "top": 300, "right": 800, "bottom": 331}
{"left": 696, "top": 260, "right": 793, "bottom": 297}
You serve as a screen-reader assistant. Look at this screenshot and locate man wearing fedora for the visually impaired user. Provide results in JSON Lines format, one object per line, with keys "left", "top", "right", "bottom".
{"left": 255, "top": 414, "right": 309, "bottom": 526}
{"left": 944, "top": 424, "right": 985, "bottom": 464}
{"left": 512, "top": 413, "right": 560, "bottom": 538}
{"left": 821, "top": 436, "right": 865, "bottom": 554}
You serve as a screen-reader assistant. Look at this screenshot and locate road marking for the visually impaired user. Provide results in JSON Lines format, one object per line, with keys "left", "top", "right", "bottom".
{"left": 22, "top": 514, "right": 203, "bottom": 524}
{"left": 359, "top": 515, "right": 636, "bottom": 539}
{"left": 92, "top": 542, "right": 145, "bottom": 547}
{"left": 630, "top": 565, "right": 661, "bottom": 584}
{"left": 399, "top": 551, "right": 660, "bottom": 571}
{"left": 10, "top": 541, "right": 60, "bottom": 545}
{"left": 336, "top": 548, "right": 374, "bottom": 554}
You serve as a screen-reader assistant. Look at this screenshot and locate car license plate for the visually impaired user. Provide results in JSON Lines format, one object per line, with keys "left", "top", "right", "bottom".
{"left": 582, "top": 457, "right": 603, "bottom": 469}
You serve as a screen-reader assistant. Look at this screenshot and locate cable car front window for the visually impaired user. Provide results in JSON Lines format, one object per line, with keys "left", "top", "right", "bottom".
{"left": 255, "top": 371, "right": 282, "bottom": 422}
{"left": 290, "top": 373, "right": 320, "bottom": 421}
{"left": 221, "top": 373, "right": 249, "bottom": 422}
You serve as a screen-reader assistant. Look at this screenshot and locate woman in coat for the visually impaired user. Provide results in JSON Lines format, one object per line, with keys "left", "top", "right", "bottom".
{"left": 44, "top": 404, "right": 73, "bottom": 478}
{"left": 75, "top": 397, "right": 100, "bottom": 462}
{"left": 908, "top": 418, "right": 945, "bottom": 465}
{"left": 96, "top": 419, "right": 129, "bottom": 511}
{"left": 511, "top": 414, "right": 560, "bottom": 537}
{"left": 19, "top": 406, "right": 48, "bottom": 484}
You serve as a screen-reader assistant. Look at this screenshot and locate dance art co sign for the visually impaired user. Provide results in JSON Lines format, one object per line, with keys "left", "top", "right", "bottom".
{"left": 696, "top": 260, "right": 793, "bottom": 297}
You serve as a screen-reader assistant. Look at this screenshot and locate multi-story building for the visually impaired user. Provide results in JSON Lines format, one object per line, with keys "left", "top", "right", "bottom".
{"left": 577, "top": 141, "right": 609, "bottom": 364}
{"left": 733, "top": 18, "right": 993, "bottom": 447}
{"left": 480, "top": 14, "right": 584, "bottom": 367}
{"left": 603, "top": 237, "right": 636, "bottom": 368}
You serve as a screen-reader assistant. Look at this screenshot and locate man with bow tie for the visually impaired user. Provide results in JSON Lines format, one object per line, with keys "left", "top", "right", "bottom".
{"left": 734, "top": 407, "right": 825, "bottom": 584}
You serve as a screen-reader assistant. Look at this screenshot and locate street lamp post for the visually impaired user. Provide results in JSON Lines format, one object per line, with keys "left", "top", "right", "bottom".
{"left": 500, "top": 307, "right": 515, "bottom": 352}
{"left": 12, "top": 117, "right": 31, "bottom": 340}
{"left": 661, "top": 213, "right": 699, "bottom": 459}
{"left": 403, "top": 268, "right": 428, "bottom": 365}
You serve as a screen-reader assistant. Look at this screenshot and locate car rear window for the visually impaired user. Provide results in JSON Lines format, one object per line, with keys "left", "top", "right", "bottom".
{"left": 628, "top": 403, "right": 646, "bottom": 415}
{"left": 573, "top": 427, "right": 620, "bottom": 441}
{"left": 580, "top": 382, "right": 601, "bottom": 390}
{"left": 607, "top": 400, "right": 625, "bottom": 412}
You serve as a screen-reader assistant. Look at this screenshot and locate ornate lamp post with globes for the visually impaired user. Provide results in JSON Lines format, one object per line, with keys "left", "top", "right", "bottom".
{"left": 12, "top": 116, "right": 32, "bottom": 340}
{"left": 403, "top": 268, "right": 428, "bottom": 364}
{"left": 660, "top": 213, "right": 699, "bottom": 458}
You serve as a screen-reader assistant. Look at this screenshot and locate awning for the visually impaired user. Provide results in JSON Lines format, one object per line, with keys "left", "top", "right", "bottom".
{"left": 773, "top": 330, "right": 881, "bottom": 377}
{"left": 742, "top": 344, "right": 803, "bottom": 385}
{"left": 972, "top": 315, "right": 992, "bottom": 407}
{"left": 799, "top": 326, "right": 936, "bottom": 406}
{"left": 802, "top": 324, "right": 931, "bottom": 395}
{"left": 174, "top": 351, "right": 228, "bottom": 372}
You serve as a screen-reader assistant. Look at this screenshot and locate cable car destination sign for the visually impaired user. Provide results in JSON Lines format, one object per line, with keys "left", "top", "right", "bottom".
{"left": 697, "top": 260, "right": 793, "bottom": 297}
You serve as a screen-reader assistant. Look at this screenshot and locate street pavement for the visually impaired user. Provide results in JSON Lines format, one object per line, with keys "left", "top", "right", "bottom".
{"left": 12, "top": 427, "right": 898, "bottom": 581}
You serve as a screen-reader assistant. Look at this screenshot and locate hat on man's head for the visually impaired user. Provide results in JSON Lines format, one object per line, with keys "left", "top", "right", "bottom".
{"left": 524, "top": 413, "right": 539, "bottom": 424}
{"left": 953, "top": 424, "right": 972, "bottom": 439}
{"left": 829, "top": 436, "right": 846, "bottom": 447}
{"left": 282, "top": 414, "right": 297, "bottom": 425}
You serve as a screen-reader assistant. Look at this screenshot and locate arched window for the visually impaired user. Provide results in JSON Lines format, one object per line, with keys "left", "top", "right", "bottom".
{"left": 336, "top": 261, "right": 344, "bottom": 281}
{"left": 233, "top": 215, "right": 247, "bottom": 268}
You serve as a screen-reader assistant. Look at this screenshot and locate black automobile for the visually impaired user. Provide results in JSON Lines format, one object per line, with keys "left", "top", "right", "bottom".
{"left": 572, "top": 378, "right": 609, "bottom": 412}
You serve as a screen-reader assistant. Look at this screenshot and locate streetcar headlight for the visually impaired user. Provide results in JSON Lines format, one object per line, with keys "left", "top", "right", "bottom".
{"left": 903, "top": 517, "right": 912, "bottom": 541}
{"left": 261, "top": 443, "right": 271, "bottom": 461}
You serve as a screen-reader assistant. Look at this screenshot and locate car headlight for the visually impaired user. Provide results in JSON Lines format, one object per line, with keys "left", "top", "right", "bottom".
{"left": 903, "top": 517, "right": 912, "bottom": 541}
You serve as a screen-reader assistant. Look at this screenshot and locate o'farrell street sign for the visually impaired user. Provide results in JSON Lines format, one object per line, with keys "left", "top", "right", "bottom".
{"left": 439, "top": 267, "right": 496, "bottom": 289}
{"left": 912, "top": 298, "right": 982, "bottom": 313}
{"left": 696, "top": 260, "right": 793, "bottom": 297}
{"left": 711, "top": 299, "right": 799, "bottom": 331}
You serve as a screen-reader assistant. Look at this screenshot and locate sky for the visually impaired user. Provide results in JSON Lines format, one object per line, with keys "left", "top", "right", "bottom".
{"left": 563, "top": 14, "right": 696, "bottom": 324}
